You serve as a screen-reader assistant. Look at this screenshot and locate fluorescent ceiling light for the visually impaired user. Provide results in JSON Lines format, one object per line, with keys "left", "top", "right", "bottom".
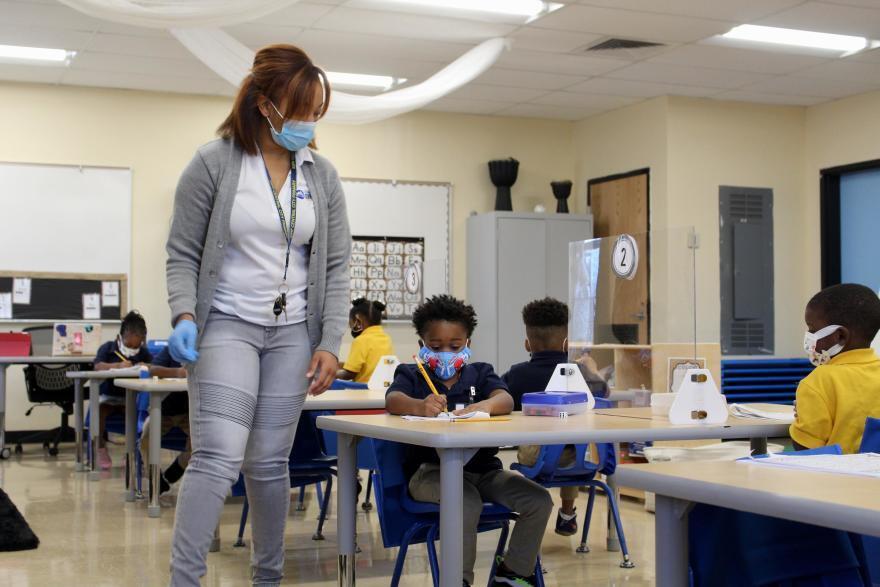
{"left": 326, "top": 71, "right": 406, "bottom": 91}
{"left": 722, "top": 24, "right": 870, "bottom": 55}
{"left": 385, "top": 0, "right": 562, "bottom": 19}
{"left": 0, "top": 44, "right": 73, "bottom": 63}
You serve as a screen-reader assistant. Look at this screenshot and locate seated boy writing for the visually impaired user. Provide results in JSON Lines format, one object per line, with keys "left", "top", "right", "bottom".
{"left": 386, "top": 295, "right": 553, "bottom": 587}
{"left": 141, "top": 345, "right": 190, "bottom": 495}
{"left": 792, "top": 282, "right": 880, "bottom": 453}
{"left": 503, "top": 297, "right": 607, "bottom": 537}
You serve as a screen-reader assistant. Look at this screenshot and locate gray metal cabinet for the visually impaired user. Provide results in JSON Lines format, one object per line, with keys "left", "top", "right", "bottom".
{"left": 466, "top": 211, "right": 593, "bottom": 373}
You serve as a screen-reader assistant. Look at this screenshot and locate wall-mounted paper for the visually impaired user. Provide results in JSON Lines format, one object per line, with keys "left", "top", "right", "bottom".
{"left": 102, "top": 281, "right": 120, "bottom": 307}
{"left": 83, "top": 293, "right": 101, "bottom": 319}
{"left": 0, "top": 293, "right": 11, "bottom": 319}
{"left": 12, "top": 278, "right": 31, "bottom": 305}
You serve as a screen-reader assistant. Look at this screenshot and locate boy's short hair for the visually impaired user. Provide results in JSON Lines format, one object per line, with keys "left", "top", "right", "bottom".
{"left": 522, "top": 297, "right": 568, "bottom": 348}
{"left": 412, "top": 295, "right": 478, "bottom": 338}
{"left": 808, "top": 283, "right": 880, "bottom": 342}
{"left": 121, "top": 310, "right": 147, "bottom": 337}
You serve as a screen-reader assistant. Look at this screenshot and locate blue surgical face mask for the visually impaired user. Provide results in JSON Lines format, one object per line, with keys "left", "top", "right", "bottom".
{"left": 266, "top": 101, "right": 316, "bottom": 152}
{"left": 418, "top": 344, "right": 471, "bottom": 381}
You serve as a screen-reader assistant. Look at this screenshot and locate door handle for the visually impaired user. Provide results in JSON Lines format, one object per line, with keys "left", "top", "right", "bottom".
{"left": 631, "top": 312, "right": 646, "bottom": 321}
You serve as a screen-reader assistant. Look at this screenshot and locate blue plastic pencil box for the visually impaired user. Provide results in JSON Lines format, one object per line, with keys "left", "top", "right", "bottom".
{"left": 521, "top": 391, "right": 590, "bottom": 416}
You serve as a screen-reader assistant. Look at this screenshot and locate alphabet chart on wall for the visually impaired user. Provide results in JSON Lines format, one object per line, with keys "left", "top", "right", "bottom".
{"left": 350, "top": 236, "right": 424, "bottom": 320}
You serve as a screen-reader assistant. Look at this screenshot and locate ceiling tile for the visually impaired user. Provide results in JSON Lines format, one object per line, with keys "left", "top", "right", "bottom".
{"left": 743, "top": 74, "right": 880, "bottom": 98}
{"left": 495, "top": 49, "right": 628, "bottom": 77}
{"left": 567, "top": 77, "right": 723, "bottom": 98}
{"left": 758, "top": 1, "right": 880, "bottom": 38}
{"left": 850, "top": 47, "right": 880, "bottom": 63}
{"left": 70, "top": 52, "right": 217, "bottom": 80}
{"left": 530, "top": 4, "right": 733, "bottom": 43}
{"left": 445, "top": 83, "right": 549, "bottom": 103}
{"left": 574, "top": 0, "right": 804, "bottom": 22}
{"left": 309, "top": 6, "right": 516, "bottom": 43}
{"left": 0, "top": 62, "right": 66, "bottom": 85}
{"left": 60, "top": 68, "right": 231, "bottom": 96}
{"left": 712, "top": 90, "right": 827, "bottom": 106}
{"left": 606, "top": 61, "right": 772, "bottom": 89}
{"left": 820, "top": 0, "right": 880, "bottom": 7}
{"left": 794, "top": 59, "right": 880, "bottom": 81}
{"left": 475, "top": 67, "right": 586, "bottom": 91}
{"left": 508, "top": 27, "right": 602, "bottom": 54}
{"left": 250, "top": 2, "right": 335, "bottom": 27}
{"left": 84, "top": 32, "right": 194, "bottom": 59}
{"left": 495, "top": 102, "right": 605, "bottom": 120}
{"left": 650, "top": 43, "right": 831, "bottom": 75}
{"left": 530, "top": 91, "right": 639, "bottom": 109}
{"left": 0, "top": 1, "right": 100, "bottom": 31}
{"left": 226, "top": 23, "right": 305, "bottom": 48}
{"left": 293, "top": 29, "right": 469, "bottom": 64}
{"left": 422, "top": 97, "right": 513, "bottom": 115}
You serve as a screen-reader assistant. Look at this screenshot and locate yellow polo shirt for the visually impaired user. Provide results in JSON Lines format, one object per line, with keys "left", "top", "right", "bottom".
{"left": 342, "top": 325, "right": 394, "bottom": 383}
{"left": 790, "top": 348, "right": 880, "bottom": 454}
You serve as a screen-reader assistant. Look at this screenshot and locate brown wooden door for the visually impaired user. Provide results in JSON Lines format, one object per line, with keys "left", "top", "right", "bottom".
{"left": 588, "top": 170, "right": 650, "bottom": 344}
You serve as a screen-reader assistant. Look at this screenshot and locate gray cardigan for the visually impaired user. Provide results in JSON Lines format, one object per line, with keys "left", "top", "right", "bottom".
{"left": 166, "top": 138, "right": 351, "bottom": 356}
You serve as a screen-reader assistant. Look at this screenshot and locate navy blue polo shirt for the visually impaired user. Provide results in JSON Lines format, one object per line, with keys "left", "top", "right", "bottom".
{"left": 94, "top": 339, "right": 152, "bottom": 398}
{"left": 503, "top": 351, "right": 608, "bottom": 411}
{"left": 151, "top": 347, "right": 189, "bottom": 417}
{"left": 387, "top": 362, "right": 508, "bottom": 479}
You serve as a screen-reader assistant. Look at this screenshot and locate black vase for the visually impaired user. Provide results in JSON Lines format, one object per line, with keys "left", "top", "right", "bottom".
{"left": 488, "top": 158, "right": 519, "bottom": 211}
{"left": 551, "top": 180, "right": 572, "bottom": 214}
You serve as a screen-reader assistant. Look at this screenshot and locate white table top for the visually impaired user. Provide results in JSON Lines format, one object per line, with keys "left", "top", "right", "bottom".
{"left": 0, "top": 355, "right": 95, "bottom": 365}
{"left": 66, "top": 368, "right": 142, "bottom": 380}
{"left": 316, "top": 409, "right": 791, "bottom": 449}
{"left": 615, "top": 459, "right": 880, "bottom": 538}
{"left": 114, "top": 378, "right": 388, "bottom": 410}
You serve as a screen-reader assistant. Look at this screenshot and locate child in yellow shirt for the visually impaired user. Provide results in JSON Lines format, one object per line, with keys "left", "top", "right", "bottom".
{"left": 792, "top": 283, "right": 880, "bottom": 453}
{"left": 337, "top": 298, "right": 395, "bottom": 383}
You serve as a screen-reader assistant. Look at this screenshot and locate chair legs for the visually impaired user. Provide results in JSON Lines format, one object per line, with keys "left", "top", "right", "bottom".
{"left": 593, "top": 480, "right": 634, "bottom": 568}
{"left": 486, "top": 521, "right": 511, "bottom": 585}
{"left": 391, "top": 522, "right": 432, "bottom": 587}
{"left": 296, "top": 486, "right": 307, "bottom": 511}
{"left": 577, "top": 486, "right": 597, "bottom": 553}
{"left": 313, "top": 476, "right": 332, "bottom": 541}
{"left": 361, "top": 474, "right": 374, "bottom": 511}
{"left": 234, "top": 498, "right": 249, "bottom": 548}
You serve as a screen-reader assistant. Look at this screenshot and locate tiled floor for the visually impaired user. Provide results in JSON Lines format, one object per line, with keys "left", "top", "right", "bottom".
{"left": 0, "top": 443, "right": 656, "bottom": 586}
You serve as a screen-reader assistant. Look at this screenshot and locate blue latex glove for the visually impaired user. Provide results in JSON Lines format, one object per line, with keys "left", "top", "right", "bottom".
{"left": 168, "top": 319, "right": 199, "bottom": 364}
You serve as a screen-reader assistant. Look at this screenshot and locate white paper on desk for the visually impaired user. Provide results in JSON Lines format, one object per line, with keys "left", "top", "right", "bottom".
{"left": 82, "top": 293, "right": 101, "bottom": 319}
{"left": 0, "top": 292, "right": 11, "bottom": 319}
{"left": 402, "top": 410, "right": 490, "bottom": 422}
{"left": 12, "top": 278, "right": 31, "bottom": 305}
{"left": 730, "top": 404, "right": 795, "bottom": 423}
{"left": 106, "top": 366, "right": 142, "bottom": 376}
{"left": 743, "top": 452, "right": 880, "bottom": 478}
{"left": 101, "top": 281, "right": 119, "bottom": 307}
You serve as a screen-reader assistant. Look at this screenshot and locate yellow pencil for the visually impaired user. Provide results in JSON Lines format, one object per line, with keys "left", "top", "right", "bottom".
{"left": 452, "top": 417, "right": 511, "bottom": 423}
{"left": 413, "top": 354, "right": 446, "bottom": 412}
{"left": 114, "top": 350, "right": 128, "bottom": 362}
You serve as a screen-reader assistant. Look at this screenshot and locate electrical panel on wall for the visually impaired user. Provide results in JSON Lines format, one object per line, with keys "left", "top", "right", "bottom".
{"left": 719, "top": 186, "right": 774, "bottom": 355}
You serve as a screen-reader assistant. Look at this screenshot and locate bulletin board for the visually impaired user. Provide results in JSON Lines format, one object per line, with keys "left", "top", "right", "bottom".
{"left": 0, "top": 271, "right": 128, "bottom": 322}
{"left": 342, "top": 178, "right": 450, "bottom": 321}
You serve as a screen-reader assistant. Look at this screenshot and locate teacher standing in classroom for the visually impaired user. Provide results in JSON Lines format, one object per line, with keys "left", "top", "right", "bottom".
{"left": 164, "top": 44, "right": 351, "bottom": 586}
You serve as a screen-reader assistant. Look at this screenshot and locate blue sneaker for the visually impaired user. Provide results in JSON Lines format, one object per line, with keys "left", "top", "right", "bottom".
{"left": 555, "top": 508, "right": 578, "bottom": 536}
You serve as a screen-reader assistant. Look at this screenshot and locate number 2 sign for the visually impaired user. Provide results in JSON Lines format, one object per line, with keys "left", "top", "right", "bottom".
{"left": 612, "top": 234, "right": 638, "bottom": 280}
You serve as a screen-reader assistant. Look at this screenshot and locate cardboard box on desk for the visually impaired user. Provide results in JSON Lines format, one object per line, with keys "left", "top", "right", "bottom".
{"left": 52, "top": 322, "right": 102, "bottom": 356}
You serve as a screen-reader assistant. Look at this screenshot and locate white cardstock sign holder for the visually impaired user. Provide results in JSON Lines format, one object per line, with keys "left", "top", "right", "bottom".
{"left": 368, "top": 355, "right": 401, "bottom": 391}
{"left": 545, "top": 363, "right": 596, "bottom": 410}
{"left": 668, "top": 368, "right": 728, "bottom": 425}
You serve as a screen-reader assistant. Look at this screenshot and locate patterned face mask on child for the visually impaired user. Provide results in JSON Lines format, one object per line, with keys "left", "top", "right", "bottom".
{"left": 418, "top": 345, "right": 471, "bottom": 381}
{"left": 803, "top": 324, "right": 843, "bottom": 366}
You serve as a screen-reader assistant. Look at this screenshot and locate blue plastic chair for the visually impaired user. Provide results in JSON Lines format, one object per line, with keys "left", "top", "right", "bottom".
{"left": 858, "top": 417, "right": 880, "bottom": 586}
{"left": 329, "top": 379, "right": 369, "bottom": 390}
{"left": 510, "top": 397, "right": 633, "bottom": 568}
{"left": 233, "top": 411, "right": 337, "bottom": 546}
{"left": 134, "top": 391, "right": 188, "bottom": 496}
{"left": 318, "top": 405, "right": 380, "bottom": 512}
{"left": 370, "top": 437, "right": 544, "bottom": 587}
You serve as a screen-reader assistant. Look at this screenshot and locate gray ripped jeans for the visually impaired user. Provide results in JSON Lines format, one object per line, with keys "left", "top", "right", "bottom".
{"left": 169, "top": 310, "right": 311, "bottom": 587}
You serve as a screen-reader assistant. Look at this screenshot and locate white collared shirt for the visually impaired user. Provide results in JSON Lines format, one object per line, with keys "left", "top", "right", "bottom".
{"left": 212, "top": 148, "right": 316, "bottom": 326}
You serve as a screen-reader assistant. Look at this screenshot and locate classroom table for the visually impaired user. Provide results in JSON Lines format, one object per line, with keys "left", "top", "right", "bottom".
{"left": 0, "top": 355, "right": 94, "bottom": 461}
{"left": 66, "top": 368, "right": 141, "bottom": 481}
{"left": 113, "top": 379, "right": 388, "bottom": 517}
{"left": 615, "top": 459, "right": 880, "bottom": 587}
{"left": 316, "top": 407, "right": 793, "bottom": 587}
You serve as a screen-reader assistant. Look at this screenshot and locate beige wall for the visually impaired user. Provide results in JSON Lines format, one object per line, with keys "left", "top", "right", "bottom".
{"left": 0, "top": 81, "right": 574, "bottom": 430}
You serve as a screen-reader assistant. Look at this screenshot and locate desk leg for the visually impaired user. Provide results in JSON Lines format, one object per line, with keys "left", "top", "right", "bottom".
{"left": 439, "top": 448, "right": 465, "bottom": 587}
{"left": 0, "top": 365, "right": 8, "bottom": 460}
{"left": 606, "top": 443, "right": 621, "bottom": 552}
{"left": 337, "top": 433, "right": 358, "bottom": 587}
{"left": 148, "top": 393, "right": 163, "bottom": 518}
{"left": 125, "top": 390, "right": 137, "bottom": 502}
{"left": 750, "top": 437, "right": 768, "bottom": 456}
{"left": 74, "top": 379, "right": 85, "bottom": 472}
{"left": 89, "top": 378, "right": 101, "bottom": 481}
{"left": 655, "top": 495, "right": 690, "bottom": 587}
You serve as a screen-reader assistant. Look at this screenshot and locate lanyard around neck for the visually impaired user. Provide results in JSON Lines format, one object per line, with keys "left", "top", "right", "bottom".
{"left": 261, "top": 150, "right": 297, "bottom": 283}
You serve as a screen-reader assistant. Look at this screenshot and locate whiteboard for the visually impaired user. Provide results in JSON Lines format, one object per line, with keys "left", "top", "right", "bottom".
{"left": 0, "top": 162, "right": 132, "bottom": 275}
{"left": 341, "top": 178, "right": 450, "bottom": 314}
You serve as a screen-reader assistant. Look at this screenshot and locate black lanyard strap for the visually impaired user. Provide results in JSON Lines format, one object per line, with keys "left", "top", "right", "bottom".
{"left": 262, "top": 150, "right": 297, "bottom": 283}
